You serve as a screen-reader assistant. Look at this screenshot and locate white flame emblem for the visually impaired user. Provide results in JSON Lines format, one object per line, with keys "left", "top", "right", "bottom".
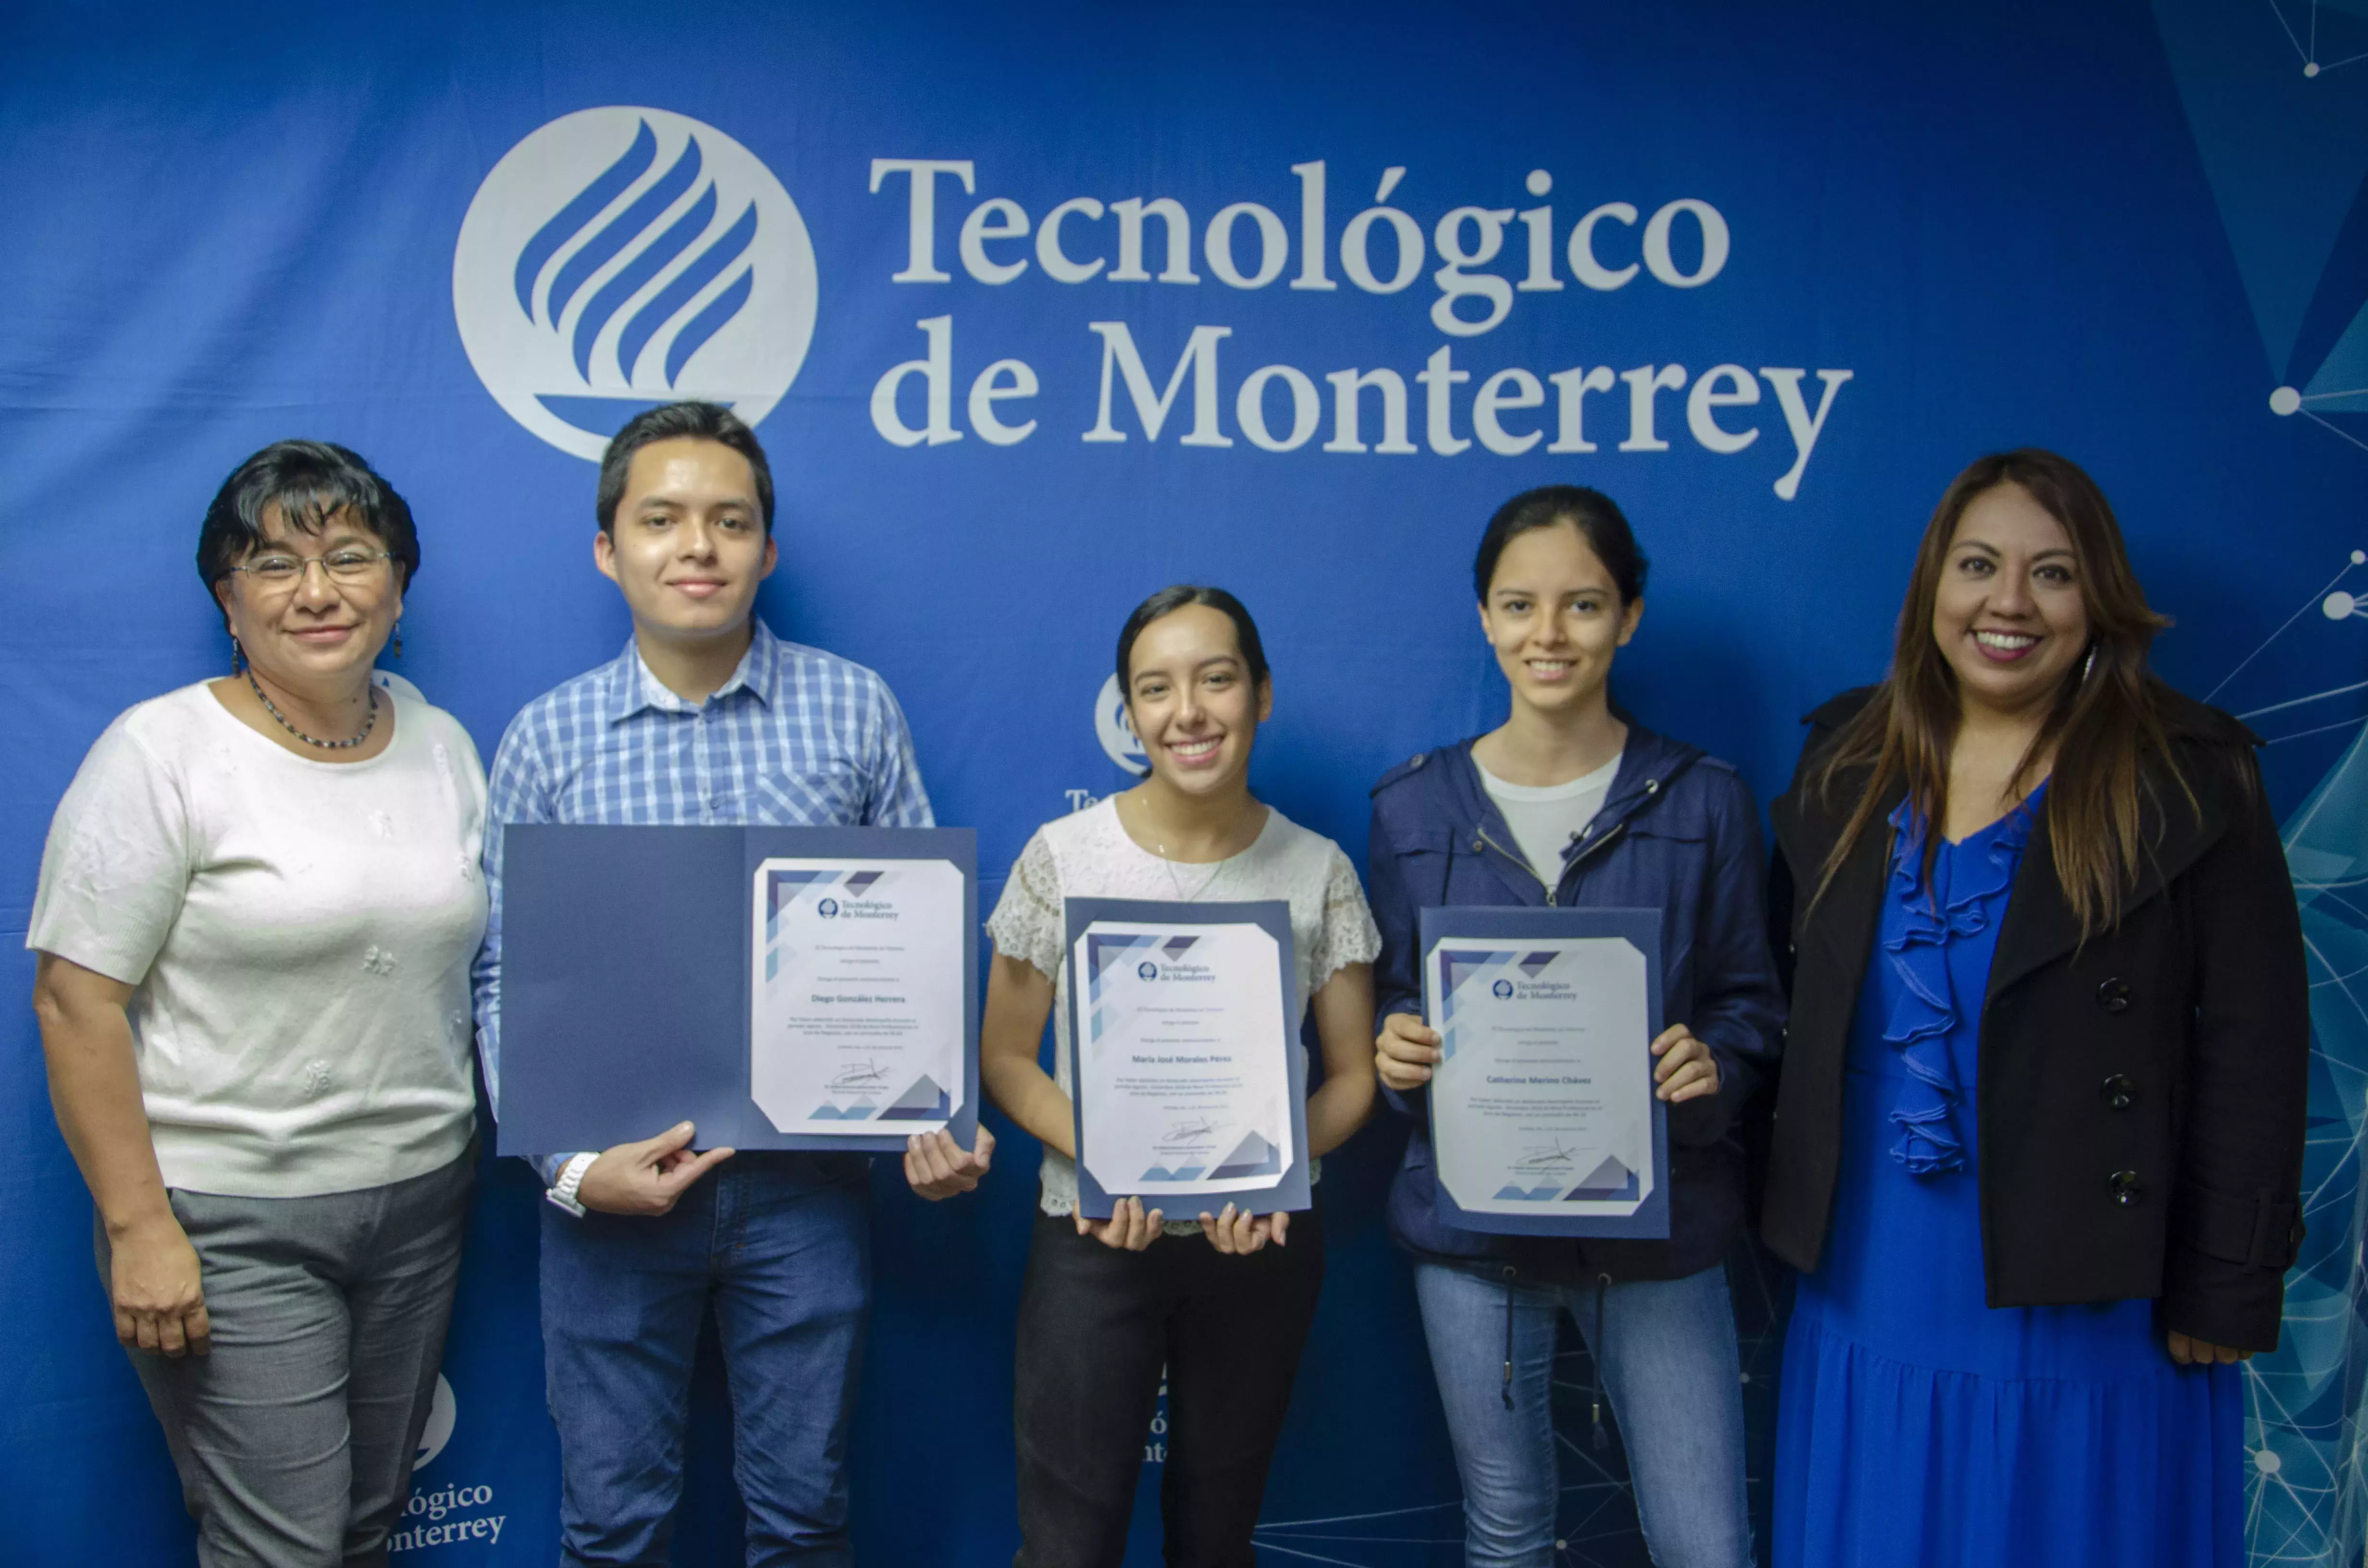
{"left": 453, "top": 107, "right": 817, "bottom": 460}
{"left": 1096, "top": 674, "right": 1150, "bottom": 776}
{"left": 414, "top": 1374, "right": 457, "bottom": 1470}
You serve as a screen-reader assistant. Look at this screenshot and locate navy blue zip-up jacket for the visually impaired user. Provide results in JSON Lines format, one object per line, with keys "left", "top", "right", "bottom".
{"left": 1369, "top": 723, "right": 1786, "bottom": 1283}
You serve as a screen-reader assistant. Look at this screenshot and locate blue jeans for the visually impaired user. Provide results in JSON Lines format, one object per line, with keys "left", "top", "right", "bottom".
{"left": 1414, "top": 1260, "right": 1752, "bottom": 1568}
{"left": 539, "top": 1153, "right": 871, "bottom": 1568}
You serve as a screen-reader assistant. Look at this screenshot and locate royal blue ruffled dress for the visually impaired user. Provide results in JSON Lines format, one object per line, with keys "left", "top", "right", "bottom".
{"left": 1773, "top": 789, "right": 2245, "bottom": 1567}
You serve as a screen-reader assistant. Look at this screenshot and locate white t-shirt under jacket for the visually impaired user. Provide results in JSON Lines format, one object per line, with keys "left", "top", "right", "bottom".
{"left": 1476, "top": 750, "right": 1622, "bottom": 886}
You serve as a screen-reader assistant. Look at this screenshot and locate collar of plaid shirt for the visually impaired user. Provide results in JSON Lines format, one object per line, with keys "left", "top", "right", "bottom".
{"left": 604, "top": 619, "right": 782, "bottom": 723}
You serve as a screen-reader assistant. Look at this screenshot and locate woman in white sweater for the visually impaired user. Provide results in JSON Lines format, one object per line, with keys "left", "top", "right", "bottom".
{"left": 28, "top": 441, "right": 487, "bottom": 1567}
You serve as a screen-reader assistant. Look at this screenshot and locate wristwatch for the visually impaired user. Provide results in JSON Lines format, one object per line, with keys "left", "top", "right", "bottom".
{"left": 545, "top": 1152, "right": 598, "bottom": 1217}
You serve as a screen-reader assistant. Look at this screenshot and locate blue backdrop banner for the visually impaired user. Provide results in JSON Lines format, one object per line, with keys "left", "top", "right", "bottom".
{"left": 6, "top": 3, "right": 2367, "bottom": 1563}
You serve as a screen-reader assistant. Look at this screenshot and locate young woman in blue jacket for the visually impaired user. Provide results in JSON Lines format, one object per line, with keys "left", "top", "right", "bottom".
{"left": 1370, "top": 486, "right": 1784, "bottom": 1568}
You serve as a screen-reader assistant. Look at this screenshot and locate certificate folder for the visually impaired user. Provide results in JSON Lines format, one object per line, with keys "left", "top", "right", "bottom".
{"left": 499, "top": 824, "right": 977, "bottom": 1157}
{"left": 1061, "top": 897, "right": 1311, "bottom": 1220}
{"left": 1418, "top": 906, "right": 1668, "bottom": 1239}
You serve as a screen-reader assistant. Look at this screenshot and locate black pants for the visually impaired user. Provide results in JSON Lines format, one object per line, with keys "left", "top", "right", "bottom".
{"left": 1011, "top": 1207, "right": 1326, "bottom": 1568}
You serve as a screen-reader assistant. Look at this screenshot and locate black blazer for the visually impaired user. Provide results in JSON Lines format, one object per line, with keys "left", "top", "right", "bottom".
{"left": 1761, "top": 686, "right": 2309, "bottom": 1351}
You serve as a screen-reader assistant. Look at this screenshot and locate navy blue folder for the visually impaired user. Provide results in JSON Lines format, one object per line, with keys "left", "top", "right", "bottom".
{"left": 498, "top": 824, "right": 978, "bottom": 1157}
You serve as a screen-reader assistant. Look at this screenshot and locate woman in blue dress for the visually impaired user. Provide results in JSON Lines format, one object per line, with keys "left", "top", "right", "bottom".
{"left": 1763, "top": 449, "right": 2311, "bottom": 1565}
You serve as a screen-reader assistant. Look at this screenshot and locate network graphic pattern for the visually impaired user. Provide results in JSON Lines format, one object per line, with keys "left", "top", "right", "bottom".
{"left": 2151, "top": 23, "right": 2368, "bottom": 1555}
{"left": 2156, "top": 1, "right": 2368, "bottom": 454}
{"left": 2267, "top": 0, "right": 2368, "bottom": 78}
{"left": 2201, "top": 551, "right": 2368, "bottom": 1568}
{"left": 2265, "top": 0, "right": 2368, "bottom": 448}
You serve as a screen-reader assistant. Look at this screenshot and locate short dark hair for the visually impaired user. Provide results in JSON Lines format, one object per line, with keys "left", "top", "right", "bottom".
{"left": 1472, "top": 485, "right": 1648, "bottom": 604}
{"left": 595, "top": 401, "right": 775, "bottom": 534}
{"left": 197, "top": 441, "right": 419, "bottom": 606}
{"left": 1115, "top": 585, "right": 1272, "bottom": 696}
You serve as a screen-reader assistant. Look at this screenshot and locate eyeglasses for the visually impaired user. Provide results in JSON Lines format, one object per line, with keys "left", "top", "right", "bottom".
{"left": 226, "top": 550, "right": 394, "bottom": 589}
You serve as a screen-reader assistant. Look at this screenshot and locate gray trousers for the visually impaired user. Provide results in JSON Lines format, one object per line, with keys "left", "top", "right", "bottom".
{"left": 96, "top": 1144, "right": 475, "bottom": 1568}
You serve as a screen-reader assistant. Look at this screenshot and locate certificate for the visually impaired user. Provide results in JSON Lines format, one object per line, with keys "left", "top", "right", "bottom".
{"left": 1061, "top": 897, "right": 1310, "bottom": 1219}
{"left": 1419, "top": 907, "right": 1668, "bottom": 1238}
{"left": 751, "top": 856, "right": 969, "bottom": 1139}
{"left": 497, "top": 824, "right": 977, "bottom": 1156}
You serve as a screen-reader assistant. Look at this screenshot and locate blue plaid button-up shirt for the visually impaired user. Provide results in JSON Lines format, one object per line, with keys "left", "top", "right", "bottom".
{"left": 471, "top": 622, "right": 932, "bottom": 1178}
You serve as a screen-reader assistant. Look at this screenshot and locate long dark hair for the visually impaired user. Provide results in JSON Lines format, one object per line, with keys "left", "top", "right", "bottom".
{"left": 1813, "top": 449, "right": 2185, "bottom": 936}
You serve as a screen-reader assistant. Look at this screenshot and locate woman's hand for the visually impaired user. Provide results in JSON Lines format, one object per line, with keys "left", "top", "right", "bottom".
{"left": 904, "top": 1126, "right": 995, "bottom": 1200}
{"left": 110, "top": 1214, "right": 210, "bottom": 1358}
{"left": 1375, "top": 1012, "right": 1441, "bottom": 1092}
{"left": 1076, "top": 1194, "right": 1165, "bottom": 1250}
{"left": 34, "top": 953, "right": 209, "bottom": 1358}
{"left": 1651, "top": 1025, "right": 1721, "bottom": 1103}
{"left": 2167, "top": 1330, "right": 2253, "bottom": 1366}
{"left": 1198, "top": 1202, "right": 1290, "bottom": 1255}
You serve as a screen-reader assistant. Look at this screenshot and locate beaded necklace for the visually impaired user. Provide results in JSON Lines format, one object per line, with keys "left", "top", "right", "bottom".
{"left": 247, "top": 669, "right": 379, "bottom": 750}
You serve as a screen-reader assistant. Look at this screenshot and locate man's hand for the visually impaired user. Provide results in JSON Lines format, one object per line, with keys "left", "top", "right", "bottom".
{"left": 905, "top": 1126, "right": 995, "bottom": 1200}
{"left": 576, "top": 1122, "right": 735, "bottom": 1216}
{"left": 111, "top": 1214, "right": 210, "bottom": 1358}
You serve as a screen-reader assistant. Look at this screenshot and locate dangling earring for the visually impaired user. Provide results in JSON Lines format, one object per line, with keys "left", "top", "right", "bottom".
{"left": 230, "top": 635, "right": 244, "bottom": 674}
{"left": 392, "top": 619, "right": 404, "bottom": 659}
{"left": 2081, "top": 645, "right": 2098, "bottom": 683}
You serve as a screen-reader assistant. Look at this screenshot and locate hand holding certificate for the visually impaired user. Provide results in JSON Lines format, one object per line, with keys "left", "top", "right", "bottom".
{"left": 1419, "top": 906, "right": 1669, "bottom": 1238}
{"left": 1062, "top": 897, "right": 1310, "bottom": 1221}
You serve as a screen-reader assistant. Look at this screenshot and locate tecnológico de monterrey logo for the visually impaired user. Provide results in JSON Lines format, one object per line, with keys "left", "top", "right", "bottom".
{"left": 454, "top": 107, "right": 817, "bottom": 460}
